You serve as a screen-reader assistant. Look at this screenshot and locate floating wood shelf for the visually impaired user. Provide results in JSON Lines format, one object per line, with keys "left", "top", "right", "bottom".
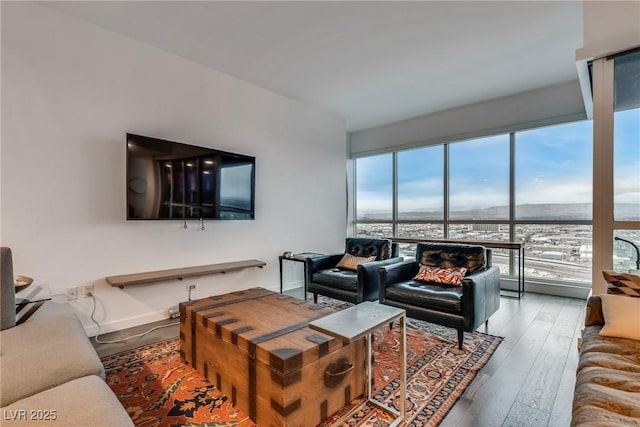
{"left": 106, "top": 259, "right": 266, "bottom": 288}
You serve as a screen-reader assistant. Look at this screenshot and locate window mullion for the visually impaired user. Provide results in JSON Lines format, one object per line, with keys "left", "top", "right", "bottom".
{"left": 392, "top": 152, "right": 398, "bottom": 237}
{"left": 592, "top": 57, "right": 615, "bottom": 294}
{"left": 509, "top": 132, "right": 516, "bottom": 277}
{"left": 444, "top": 144, "right": 449, "bottom": 238}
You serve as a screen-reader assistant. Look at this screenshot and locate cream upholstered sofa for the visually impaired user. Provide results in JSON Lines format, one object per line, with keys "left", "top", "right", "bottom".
{"left": 0, "top": 247, "right": 133, "bottom": 426}
{"left": 571, "top": 294, "right": 640, "bottom": 426}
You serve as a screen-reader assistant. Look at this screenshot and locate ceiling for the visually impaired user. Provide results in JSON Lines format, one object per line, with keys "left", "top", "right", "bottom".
{"left": 46, "top": 1, "right": 584, "bottom": 132}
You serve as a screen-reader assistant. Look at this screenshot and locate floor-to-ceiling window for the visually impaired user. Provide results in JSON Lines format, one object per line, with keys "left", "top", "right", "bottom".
{"left": 395, "top": 146, "right": 445, "bottom": 259}
{"left": 515, "top": 121, "right": 593, "bottom": 284}
{"left": 448, "top": 135, "right": 511, "bottom": 275}
{"left": 355, "top": 153, "right": 393, "bottom": 238}
{"left": 612, "top": 50, "right": 640, "bottom": 273}
{"left": 354, "top": 119, "right": 594, "bottom": 293}
{"left": 588, "top": 48, "right": 640, "bottom": 291}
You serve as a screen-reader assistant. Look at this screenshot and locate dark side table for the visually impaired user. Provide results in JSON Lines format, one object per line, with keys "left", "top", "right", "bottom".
{"left": 278, "top": 252, "right": 324, "bottom": 299}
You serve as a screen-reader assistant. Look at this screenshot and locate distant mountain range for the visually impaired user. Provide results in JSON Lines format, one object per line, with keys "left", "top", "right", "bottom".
{"left": 360, "top": 203, "right": 640, "bottom": 221}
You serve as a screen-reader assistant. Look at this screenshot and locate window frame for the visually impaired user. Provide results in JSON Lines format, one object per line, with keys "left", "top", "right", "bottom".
{"left": 352, "top": 126, "right": 594, "bottom": 289}
{"left": 591, "top": 50, "right": 640, "bottom": 293}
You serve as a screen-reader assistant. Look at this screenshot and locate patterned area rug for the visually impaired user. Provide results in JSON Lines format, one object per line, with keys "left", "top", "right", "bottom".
{"left": 102, "top": 312, "right": 501, "bottom": 427}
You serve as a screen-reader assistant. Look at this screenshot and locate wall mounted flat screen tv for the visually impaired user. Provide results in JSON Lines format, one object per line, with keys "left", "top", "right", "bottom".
{"left": 126, "top": 133, "right": 255, "bottom": 220}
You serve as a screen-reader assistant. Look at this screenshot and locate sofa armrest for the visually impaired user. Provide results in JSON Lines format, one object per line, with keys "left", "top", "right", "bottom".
{"left": 307, "top": 254, "right": 344, "bottom": 275}
{"left": 461, "top": 265, "right": 501, "bottom": 330}
{"left": 379, "top": 260, "right": 419, "bottom": 286}
{"left": 378, "top": 261, "right": 420, "bottom": 302}
{"left": 358, "top": 256, "right": 404, "bottom": 301}
{"left": 0, "top": 313, "right": 104, "bottom": 407}
{"left": 359, "top": 256, "right": 405, "bottom": 274}
{"left": 585, "top": 295, "right": 604, "bottom": 326}
{"left": 463, "top": 265, "right": 499, "bottom": 285}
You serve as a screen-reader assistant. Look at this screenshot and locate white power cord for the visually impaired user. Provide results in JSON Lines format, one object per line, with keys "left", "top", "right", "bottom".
{"left": 89, "top": 293, "right": 179, "bottom": 344}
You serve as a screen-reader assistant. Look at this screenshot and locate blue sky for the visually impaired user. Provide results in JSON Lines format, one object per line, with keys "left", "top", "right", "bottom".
{"left": 356, "top": 109, "right": 639, "bottom": 215}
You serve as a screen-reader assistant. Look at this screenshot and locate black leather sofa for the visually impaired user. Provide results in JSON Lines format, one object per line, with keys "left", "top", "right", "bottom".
{"left": 379, "top": 242, "right": 501, "bottom": 349}
{"left": 307, "top": 238, "right": 402, "bottom": 304}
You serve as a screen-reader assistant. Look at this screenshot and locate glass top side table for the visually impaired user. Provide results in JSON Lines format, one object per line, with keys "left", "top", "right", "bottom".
{"left": 15, "top": 284, "right": 52, "bottom": 325}
{"left": 309, "top": 302, "right": 406, "bottom": 426}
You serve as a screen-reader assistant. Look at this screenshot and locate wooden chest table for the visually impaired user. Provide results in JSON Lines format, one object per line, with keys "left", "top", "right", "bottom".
{"left": 179, "top": 287, "right": 365, "bottom": 426}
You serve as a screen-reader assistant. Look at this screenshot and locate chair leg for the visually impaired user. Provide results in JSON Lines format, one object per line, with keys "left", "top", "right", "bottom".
{"left": 313, "top": 293, "right": 318, "bottom": 304}
{"left": 485, "top": 319, "right": 489, "bottom": 331}
{"left": 457, "top": 329, "right": 463, "bottom": 350}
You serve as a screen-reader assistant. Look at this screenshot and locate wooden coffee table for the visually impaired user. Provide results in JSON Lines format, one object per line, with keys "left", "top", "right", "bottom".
{"left": 179, "top": 288, "right": 366, "bottom": 426}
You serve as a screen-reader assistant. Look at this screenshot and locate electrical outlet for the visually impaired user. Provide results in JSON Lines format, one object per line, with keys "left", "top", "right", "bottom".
{"left": 65, "top": 287, "right": 78, "bottom": 300}
{"left": 81, "top": 284, "right": 94, "bottom": 298}
{"left": 168, "top": 305, "right": 180, "bottom": 319}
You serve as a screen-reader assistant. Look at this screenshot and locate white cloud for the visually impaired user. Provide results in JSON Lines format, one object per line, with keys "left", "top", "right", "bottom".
{"left": 517, "top": 181, "right": 592, "bottom": 205}
{"left": 449, "top": 190, "right": 509, "bottom": 210}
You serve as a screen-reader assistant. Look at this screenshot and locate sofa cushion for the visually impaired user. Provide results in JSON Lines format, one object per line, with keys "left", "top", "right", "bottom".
{"left": 386, "top": 281, "right": 463, "bottom": 313}
{"left": 571, "top": 324, "right": 640, "bottom": 426}
{"left": 600, "top": 294, "right": 640, "bottom": 341}
{"left": 1, "top": 375, "right": 133, "bottom": 426}
{"left": 312, "top": 269, "right": 358, "bottom": 291}
{"left": 0, "top": 313, "right": 105, "bottom": 407}
{"left": 572, "top": 382, "right": 640, "bottom": 426}
{"left": 336, "top": 253, "right": 375, "bottom": 271}
{"left": 579, "top": 326, "right": 640, "bottom": 374}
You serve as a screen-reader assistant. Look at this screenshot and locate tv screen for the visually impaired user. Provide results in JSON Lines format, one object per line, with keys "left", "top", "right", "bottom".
{"left": 126, "top": 133, "right": 255, "bottom": 220}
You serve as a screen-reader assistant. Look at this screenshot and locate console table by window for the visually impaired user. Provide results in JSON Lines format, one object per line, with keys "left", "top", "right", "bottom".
{"left": 105, "top": 259, "right": 266, "bottom": 288}
{"left": 388, "top": 237, "right": 525, "bottom": 299}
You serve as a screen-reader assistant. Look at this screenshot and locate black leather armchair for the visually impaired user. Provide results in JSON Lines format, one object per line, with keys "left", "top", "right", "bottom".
{"left": 307, "top": 238, "right": 403, "bottom": 304}
{"left": 379, "top": 242, "right": 501, "bottom": 349}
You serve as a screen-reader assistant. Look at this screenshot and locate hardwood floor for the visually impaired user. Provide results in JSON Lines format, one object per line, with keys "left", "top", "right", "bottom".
{"left": 440, "top": 293, "right": 583, "bottom": 427}
{"left": 92, "top": 291, "right": 584, "bottom": 427}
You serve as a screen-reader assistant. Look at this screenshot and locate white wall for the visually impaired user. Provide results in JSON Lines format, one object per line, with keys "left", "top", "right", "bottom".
{"left": 1, "top": 3, "right": 347, "bottom": 334}
{"left": 349, "top": 80, "right": 586, "bottom": 156}
{"left": 576, "top": 0, "right": 640, "bottom": 61}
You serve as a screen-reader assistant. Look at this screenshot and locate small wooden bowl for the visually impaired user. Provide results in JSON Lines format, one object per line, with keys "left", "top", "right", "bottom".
{"left": 14, "top": 275, "right": 34, "bottom": 292}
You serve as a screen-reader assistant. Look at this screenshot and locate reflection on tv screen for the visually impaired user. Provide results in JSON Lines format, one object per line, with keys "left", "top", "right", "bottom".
{"left": 126, "top": 133, "right": 255, "bottom": 220}
{"left": 220, "top": 163, "right": 253, "bottom": 211}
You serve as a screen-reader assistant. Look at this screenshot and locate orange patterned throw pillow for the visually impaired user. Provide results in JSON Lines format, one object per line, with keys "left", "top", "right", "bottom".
{"left": 413, "top": 265, "right": 467, "bottom": 285}
{"left": 336, "top": 253, "right": 376, "bottom": 271}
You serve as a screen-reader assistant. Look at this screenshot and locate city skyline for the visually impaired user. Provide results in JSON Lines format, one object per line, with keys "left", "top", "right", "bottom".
{"left": 357, "top": 202, "right": 640, "bottom": 221}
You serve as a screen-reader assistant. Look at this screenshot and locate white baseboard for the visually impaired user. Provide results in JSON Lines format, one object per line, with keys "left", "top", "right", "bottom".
{"left": 82, "top": 310, "right": 170, "bottom": 337}
{"left": 500, "top": 277, "right": 590, "bottom": 299}
{"left": 81, "top": 284, "right": 284, "bottom": 336}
